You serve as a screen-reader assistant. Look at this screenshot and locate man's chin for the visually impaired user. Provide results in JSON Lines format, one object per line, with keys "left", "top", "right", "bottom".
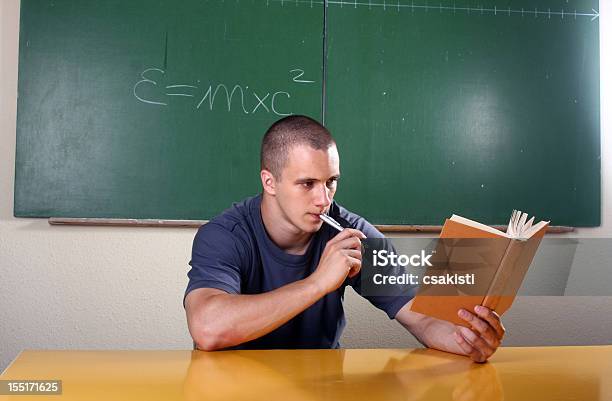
{"left": 303, "top": 224, "right": 323, "bottom": 233}
{"left": 302, "top": 218, "right": 324, "bottom": 233}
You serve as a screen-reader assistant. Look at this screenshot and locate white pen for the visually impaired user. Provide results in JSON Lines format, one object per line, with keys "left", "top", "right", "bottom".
{"left": 320, "top": 213, "right": 368, "bottom": 245}
{"left": 319, "top": 213, "right": 345, "bottom": 232}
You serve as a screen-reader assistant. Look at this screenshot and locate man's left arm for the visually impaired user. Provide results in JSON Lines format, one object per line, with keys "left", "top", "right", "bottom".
{"left": 342, "top": 212, "right": 505, "bottom": 362}
{"left": 395, "top": 300, "right": 505, "bottom": 363}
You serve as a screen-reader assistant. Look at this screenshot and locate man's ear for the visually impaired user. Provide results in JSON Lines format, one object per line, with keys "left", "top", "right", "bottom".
{"left": 260, "top": 169, "right": 277, "bottom": 196}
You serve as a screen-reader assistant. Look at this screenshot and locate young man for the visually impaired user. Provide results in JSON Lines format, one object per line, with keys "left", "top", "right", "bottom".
{"left": 185, "top": 115, "right": 504, "bottom": 362}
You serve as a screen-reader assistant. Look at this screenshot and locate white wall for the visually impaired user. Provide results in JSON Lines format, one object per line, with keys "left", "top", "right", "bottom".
{"left": 1, "top": 0, "right": 611, "bottom": 371}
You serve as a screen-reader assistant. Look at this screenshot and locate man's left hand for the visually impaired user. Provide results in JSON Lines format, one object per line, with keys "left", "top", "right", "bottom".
{"left": 454, "top": 306, "right": 505, "bottom": 363}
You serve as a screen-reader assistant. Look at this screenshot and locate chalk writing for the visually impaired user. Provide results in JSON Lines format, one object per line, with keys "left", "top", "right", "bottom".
{"left": 133, "top": 68, "right": 167, "bottom": 106}
{"left": 133, "top": 67, "right": 307, "bottom": 117}
{"left": 290, "top": 68, "right": 315, "bottom": 83}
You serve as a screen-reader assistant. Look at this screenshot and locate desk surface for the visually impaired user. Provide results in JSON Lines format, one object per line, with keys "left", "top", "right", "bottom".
{"left": 1, "top": 346, "right": 611, "bottom": 401}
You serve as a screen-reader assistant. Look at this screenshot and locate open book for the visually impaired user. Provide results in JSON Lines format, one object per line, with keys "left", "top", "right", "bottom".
{"left": 409, "top": 211, "right": 549, "bottom": 326}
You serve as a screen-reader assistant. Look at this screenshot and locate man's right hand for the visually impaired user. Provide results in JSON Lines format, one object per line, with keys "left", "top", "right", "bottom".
{"left": 307, "top": 228, "right": 366, "bottom": 295}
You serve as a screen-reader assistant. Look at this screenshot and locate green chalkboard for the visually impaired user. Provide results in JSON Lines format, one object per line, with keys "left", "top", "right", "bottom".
{"left": 326, "top": 0, "right": 600, "bottom": 226}
{"left": 15, "top": 0, "right": 323, "bottom": 219}
{"left": 15, "top": 0, "right": 600, "bottom": 226}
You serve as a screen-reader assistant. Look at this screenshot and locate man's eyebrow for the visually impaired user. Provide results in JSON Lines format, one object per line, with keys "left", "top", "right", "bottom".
{"left": 294, "top": 175, "right": 340, "bottom": 183}
{"left": 294, "top": 177, "right": 316, "bottom": 183}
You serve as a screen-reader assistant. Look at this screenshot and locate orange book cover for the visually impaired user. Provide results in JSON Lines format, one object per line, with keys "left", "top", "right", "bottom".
{"left": 409, "top": 211, "right": 548, "bottom": 327}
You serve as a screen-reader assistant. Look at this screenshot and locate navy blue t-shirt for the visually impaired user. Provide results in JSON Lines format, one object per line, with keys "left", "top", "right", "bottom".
{"left": 185, "top": 194, "right": 411, "bottom": 349}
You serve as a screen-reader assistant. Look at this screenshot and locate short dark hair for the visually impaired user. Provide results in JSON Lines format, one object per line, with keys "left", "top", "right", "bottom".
{"left": 260, "top": 115, "right": 335, "bottom": 179}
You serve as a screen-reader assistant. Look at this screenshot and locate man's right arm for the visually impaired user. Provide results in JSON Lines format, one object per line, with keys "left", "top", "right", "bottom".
{"left": 185, "top": 228, "right": 365, "bottom": 351}
{"left": 186, "top": 280, "right": 322, "bottom": 350}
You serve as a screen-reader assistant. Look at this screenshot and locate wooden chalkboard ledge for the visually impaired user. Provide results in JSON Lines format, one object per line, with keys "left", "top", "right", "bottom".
{"left": 48, "top": 218, "right": 207, "bottom": 228}
{"left": 376, "top": 224, "right": 574, "bottom": 234}
{"left": 48, "top": 218, "right": 574, "bottom": 233}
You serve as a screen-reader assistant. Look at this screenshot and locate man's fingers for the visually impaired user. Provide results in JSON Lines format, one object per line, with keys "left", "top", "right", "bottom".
{"left": 347, "top": 256, "right": 362, "bottom": 278}
{"left": 454, "top": 331, "right": 470, "bottom": 354}
{"left": 335, "top": 235, "right": 364, "bottom": 251}
{"left": 343, "top": 228, "right": 366, "bottom": 239}
{"left": 458, "top": 327, "right": 494, "bottom": 363}
{"left": 346, "top": 248, "right": 362, "bottom": 258}
{"left": 328, "top": 228, "right": 366, "bottom": 244}
{"left": 453, "top": 330, "right": 474, "bottom": 355}
{"left": 473, "top": 306, "right": 506, "bottom": 340}
{"left": 458, "top": 309, "right": 500, "bottom": 348}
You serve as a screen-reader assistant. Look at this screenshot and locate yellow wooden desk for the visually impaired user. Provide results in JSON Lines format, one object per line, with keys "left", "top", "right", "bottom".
{"left": 1, "top": 346, "right": 611, "bottom": 401}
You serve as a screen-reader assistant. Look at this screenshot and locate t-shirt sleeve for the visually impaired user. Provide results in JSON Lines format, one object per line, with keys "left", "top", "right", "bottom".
{"left": 349, "top": 274, "right": 413, "bottom": 319}
{"left": 344, "top": 215, "right": 414, "bottom": 319}
{"left": 184, "top": 222, "right": 245, "bottom": 305}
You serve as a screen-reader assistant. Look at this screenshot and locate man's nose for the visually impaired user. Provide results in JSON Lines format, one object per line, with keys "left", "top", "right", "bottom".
{"left": 314, "top": 184, "right": 332, "bottom": 208}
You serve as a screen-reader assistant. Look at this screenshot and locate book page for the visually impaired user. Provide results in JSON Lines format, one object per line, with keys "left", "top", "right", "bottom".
{"left": 449, "top": 215, "right": 509, "bottom": 238}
